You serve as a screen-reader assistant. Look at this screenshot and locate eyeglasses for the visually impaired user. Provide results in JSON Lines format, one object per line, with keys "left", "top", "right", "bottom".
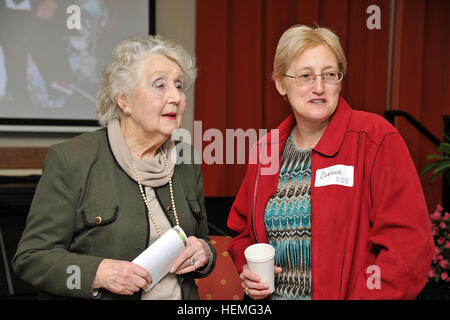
{"left": 282, "top": 71, "right": 344, "bottom": 85}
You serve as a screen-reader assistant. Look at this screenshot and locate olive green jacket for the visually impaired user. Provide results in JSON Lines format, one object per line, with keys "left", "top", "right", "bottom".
{"left": 12, "top": 128, "right": 216, "bottom": 300}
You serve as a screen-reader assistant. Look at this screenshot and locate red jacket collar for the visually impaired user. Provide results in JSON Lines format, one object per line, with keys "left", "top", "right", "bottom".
{"left": 313, "top": 97, "right": 352, "bottom": 156}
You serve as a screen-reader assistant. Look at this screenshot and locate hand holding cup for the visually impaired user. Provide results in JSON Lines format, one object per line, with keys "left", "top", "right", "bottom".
{"left": 241, "top": 243, "right": 282, "bottom": 300}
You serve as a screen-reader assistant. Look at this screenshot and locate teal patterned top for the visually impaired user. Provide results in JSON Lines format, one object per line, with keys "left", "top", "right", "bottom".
{"left": 264, "top": 132, "right": 312, "bottom": 300}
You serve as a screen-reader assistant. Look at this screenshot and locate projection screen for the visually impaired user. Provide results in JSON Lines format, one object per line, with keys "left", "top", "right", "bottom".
{"left": 0, "top": 0, "right": 153, "bottom": 132}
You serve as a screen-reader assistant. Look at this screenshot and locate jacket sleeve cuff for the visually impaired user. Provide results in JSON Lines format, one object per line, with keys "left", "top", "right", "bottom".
{"left": 75, "top": 255, "right": 104, "bottom": 299}
{"left": 227, "top": 238, "right": 250, "bottom": 275}
{"left": 195, "top": 239, "right": 216, "bottom": 277}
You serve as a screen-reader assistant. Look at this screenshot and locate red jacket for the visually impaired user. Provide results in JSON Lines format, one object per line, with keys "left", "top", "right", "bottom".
{"left": 227, "top": 97, "right": 434, "bottom": 299}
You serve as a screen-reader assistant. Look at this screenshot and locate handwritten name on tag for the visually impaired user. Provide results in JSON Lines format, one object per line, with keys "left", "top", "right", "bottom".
{"left": 314, "top": 165, "right": 354, "bottom": 187}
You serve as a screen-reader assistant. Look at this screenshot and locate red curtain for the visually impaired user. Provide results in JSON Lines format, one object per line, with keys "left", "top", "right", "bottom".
{"left": 389, "top": 0, "right": 450, "bottom": 211}
{"left": 195, "top": 0, "right": 449, "bottom": 211}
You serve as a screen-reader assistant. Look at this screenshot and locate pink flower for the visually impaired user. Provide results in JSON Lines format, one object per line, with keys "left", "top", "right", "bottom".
{"left": 441, "top": 272, "right": 448, "bottom": 281}
{"left": 437, "top": 204, "right": 444, "bottom": 211}
{"left": 439, "top": 222, "right": 447, "bottom": 229}
{"left": 446, "top": 242, "right": 450, "bottom": 249}
{"left": 443, "top": 212, "right": 450, "bottom": 221}
{"left": 428, "top": 268, "right": 435, "bottom": 278}
{"left": 437, "top": 238, "right": 445, "bottom": 245}
{"left": 432, "top": 225, "right": 439, "bottom": 236}
{"left": 434, "top": 246, "right": 441, "bottom": 255}
{"left": 438, "top": 255, "right": 444, "bottom": 261}
{"left": 439, "top": 260, "right": 449, "bottom": 269}
{"left": 431, "top": 210, "right": 442, "bottom": 221}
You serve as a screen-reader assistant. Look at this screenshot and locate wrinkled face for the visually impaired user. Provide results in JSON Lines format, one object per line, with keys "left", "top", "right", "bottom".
{"left": 275, "top": 44, "right": 341, "bottom": 126}
{"left": 120, "top": 54, "right": 186, "bottom": 140}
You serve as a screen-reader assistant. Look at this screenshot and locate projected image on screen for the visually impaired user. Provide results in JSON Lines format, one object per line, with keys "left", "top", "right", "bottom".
{"left": 0, "top": 0, "right": 149, "bottom": 123}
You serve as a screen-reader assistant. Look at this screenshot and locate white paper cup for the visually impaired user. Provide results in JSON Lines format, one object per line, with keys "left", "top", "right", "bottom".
{"left": 244, "top": 243, "right": 275, "bottom": 293}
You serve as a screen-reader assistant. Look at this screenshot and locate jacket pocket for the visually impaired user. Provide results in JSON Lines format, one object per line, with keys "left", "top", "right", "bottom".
{"left": 81, "top": 205, "right": 119, "bottom": 227}
{"left": 186, "top": 196, "right": 203, "bottom": 222}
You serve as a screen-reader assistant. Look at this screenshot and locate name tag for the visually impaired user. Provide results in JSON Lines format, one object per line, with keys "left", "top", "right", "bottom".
{"left": 314, "top": 165, "right": 354, "bottom": 187}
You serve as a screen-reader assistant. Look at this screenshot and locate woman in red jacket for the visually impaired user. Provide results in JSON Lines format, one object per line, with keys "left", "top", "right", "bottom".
{"left": 227, "top": 25, "right": 434, "bottom": 300}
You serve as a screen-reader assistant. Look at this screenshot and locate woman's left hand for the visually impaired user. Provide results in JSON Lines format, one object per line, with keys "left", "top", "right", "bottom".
{"left": 169, "top": 236, "right": 210, "bottom": 274}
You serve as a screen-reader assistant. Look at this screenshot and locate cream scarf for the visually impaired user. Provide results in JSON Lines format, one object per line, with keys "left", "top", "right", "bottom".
{"left": 107, "top": 118, "right": 175, "bottom": 187}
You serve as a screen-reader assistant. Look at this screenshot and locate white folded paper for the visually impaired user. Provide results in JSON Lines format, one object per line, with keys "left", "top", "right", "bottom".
{"left": 132, "top": 225, "right": 188, "bottom": 291}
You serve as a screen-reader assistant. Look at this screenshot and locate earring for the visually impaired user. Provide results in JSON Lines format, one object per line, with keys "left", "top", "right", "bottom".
{"left": 125, "top": 108, "right": 131, "bottom": 115}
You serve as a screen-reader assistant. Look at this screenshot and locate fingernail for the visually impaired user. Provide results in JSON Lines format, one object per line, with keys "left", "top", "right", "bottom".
{"left": 170, "top": 268, "right": 174, "bottom": 273}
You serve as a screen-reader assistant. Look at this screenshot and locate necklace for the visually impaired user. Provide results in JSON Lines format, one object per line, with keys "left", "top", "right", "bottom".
{"left": 131, "top": 146, "right": 179, "bottom": 237}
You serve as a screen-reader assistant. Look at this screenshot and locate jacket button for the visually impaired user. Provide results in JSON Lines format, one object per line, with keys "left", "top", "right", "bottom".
{"left": 94, "top": 216, "right": 102, "bottom": 224}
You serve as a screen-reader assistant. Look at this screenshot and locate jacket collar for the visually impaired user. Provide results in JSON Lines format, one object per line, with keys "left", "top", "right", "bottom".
{"left": 313, "top": 96, "right": 352, "bottom": 157}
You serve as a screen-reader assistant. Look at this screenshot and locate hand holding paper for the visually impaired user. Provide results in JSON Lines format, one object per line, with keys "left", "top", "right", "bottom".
{"left": 169, "top": 236, "right": 211, "bottom": 274}
{"left": 132, "top": 226, "right": 188, "bottom": 292}
{"left": 93, "top": 259, "right": 152, "bottom": 296}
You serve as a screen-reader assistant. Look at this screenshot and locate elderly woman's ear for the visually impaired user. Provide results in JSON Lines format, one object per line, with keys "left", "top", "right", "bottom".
{"left": 117, "top": 93, "right": 131, "bottom": 115}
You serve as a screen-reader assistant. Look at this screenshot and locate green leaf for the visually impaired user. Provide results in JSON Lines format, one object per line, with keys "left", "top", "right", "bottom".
{"left": 432, "top": 162, "right": 450, "bottom": 175}
{"left": 426, "top": 154, "right": 443, "bottom": 160}
{"left": 438, "top": 143, "right": 450, "bottom": 154}
{"left": 430, "top": 173, "right": 442, "bottom": 184}
{"left": 422, "top": 140, "right": 450, "bottom": 183}
{"left": 421, "top": 161, "right": 441, "bottom": 177}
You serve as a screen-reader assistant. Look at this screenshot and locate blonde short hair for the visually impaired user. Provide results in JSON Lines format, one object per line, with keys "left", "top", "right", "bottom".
{"left": 272, "top": 25, "right": 347, "bottom": 80}
{"left": 96, "top": 35, "right": 197, "bottom": 127}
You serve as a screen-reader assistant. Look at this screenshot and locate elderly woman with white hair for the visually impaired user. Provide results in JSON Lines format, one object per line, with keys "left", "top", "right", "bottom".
{"left": 13, "top": 35, "right": 216, "bottom": 300}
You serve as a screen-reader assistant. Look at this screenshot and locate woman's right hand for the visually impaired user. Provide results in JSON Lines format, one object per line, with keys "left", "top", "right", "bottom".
{"left": 240, "top": 264, "right": 282, "bottom": 300}
{"left": 93, "top": 259, "right": 152, "bottom": 295}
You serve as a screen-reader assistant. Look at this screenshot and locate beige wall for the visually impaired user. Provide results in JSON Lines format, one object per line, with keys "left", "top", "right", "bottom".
{"left": 0, "top": 0, "right": 197, "bottom": 149}
{"left": 156, "top": 0, "right": 196, "bottom": 137}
